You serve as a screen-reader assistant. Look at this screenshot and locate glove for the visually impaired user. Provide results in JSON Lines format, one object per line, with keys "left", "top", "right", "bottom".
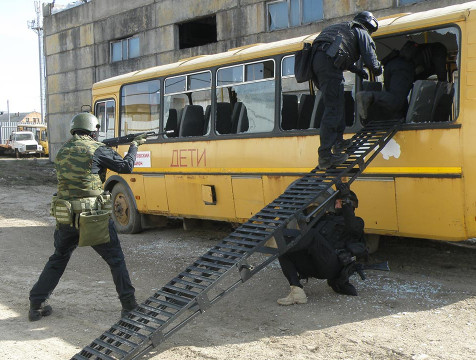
{"left": 374, "top": 64, "right": 383, "bottom": 77}
{"left": 131, "top": 133, "right": 147, "bottom": 147}
{"left": 337, "top": 182, "right": 351, "bottom": 198}
{"left": 356, "top": 68, "right": 368, "bottom": 80}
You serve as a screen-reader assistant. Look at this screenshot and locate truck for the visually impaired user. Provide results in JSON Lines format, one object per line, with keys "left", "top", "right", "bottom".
{"left": 0, "top": 131, "right": 43, "bottom": 158}
{"left": 16, "top": 124, "right": 49, "bottom": 156}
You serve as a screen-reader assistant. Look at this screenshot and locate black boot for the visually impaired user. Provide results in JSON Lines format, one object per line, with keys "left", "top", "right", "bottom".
{"left": 327, "top": 279, "right": 358, "bottom": 296}
{"left": 318, "top": 153, "right": 349, "bottom": 170}
{"left": 28, "top": 301, "right": 53, "bottom": 322}
{"left": 120, "top": 296, "right": 138, "bottom": 318}
{"left": 332, "top": 139, "right": 353, "bottom": 154}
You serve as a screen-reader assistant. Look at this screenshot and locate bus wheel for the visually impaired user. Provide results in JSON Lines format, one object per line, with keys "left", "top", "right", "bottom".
{"left": 111, "top": 183, "right": 142, "bottom": 234}
{"left": 15, "top": 149, "right": 20, "bottom": 159}
{"left": 366, "top": 234, "right": 381, "bottom": 254}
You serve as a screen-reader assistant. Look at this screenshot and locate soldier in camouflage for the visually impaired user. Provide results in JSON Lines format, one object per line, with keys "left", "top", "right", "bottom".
{"left": 28, "top": 113, "right": 146, "bottom": 322}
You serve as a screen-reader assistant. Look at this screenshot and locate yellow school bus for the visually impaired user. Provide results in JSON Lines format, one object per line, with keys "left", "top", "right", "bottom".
{"left": 92, "top": 2, "right": 474, "bottom": 244}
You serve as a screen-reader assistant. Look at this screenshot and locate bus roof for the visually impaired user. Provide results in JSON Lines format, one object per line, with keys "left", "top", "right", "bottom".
{"left": 93, "top": 1, "right": 475, "bottom": 90}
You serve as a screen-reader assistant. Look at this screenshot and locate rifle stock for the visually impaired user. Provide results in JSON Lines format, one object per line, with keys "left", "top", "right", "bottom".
{"left": 102, "top": 130, "right": 174, "bottom": 147}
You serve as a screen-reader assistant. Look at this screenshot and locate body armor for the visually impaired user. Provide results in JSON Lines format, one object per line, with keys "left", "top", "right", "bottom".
{"left": 314, "top": 22, "right": 360, "bottom": 69}
{"left": 55, "top": 134, "right": 105, "bottom": 200}
{"left": 315, "top": 213, "right": 366, "bottom": 257}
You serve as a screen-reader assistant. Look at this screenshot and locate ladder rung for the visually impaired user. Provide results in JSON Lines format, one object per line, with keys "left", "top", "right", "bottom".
{"left": 129, "top": 309, "right": 166, "bottom": 325}
{"left": 110, "top": 324, "right": 148, "bottom": 341}
{"left": 195, "top": 259, "right": 230, "bottom": 270}
{"left": 229, "top": 230, "right": 267, "bottom": 240}
{"left": 119, "top": 317, "right": 156, "bottom": 333}
{"left": 223, "top": 238, "right": 260, "bottom": 247}
{"left": 202, "top": 253, "right": 240, "bottom": 265}
{"left": 179, "top": 271, "right": 216, "bottom": 284}
{"left": 78, "top": 346, "right": 115, "bottom": 360}
{"left": 217, "top": 243, "right": 254, "bottom": 253}
{"left": 173, "top": 277, "right": 208, "bottom": 290}
{"left": 103, "top": 331, "right": 140, "bottom": 348}
{"left": 208, "top": 248, "right": 245, "bottom": 259}
{"left": 138, "top": 302, "right": 175, "bottom": 318}
{"left": 156, "top": 290, "right": 191, "bottom": 305}
{"left": 92, "top": 338, "right": 128, "bottom": 357}
{"left": 188, "top": 265, "right": 222, "bottom": 277}
{"left": 146, "top": 296, "right": 183, "bottom": 311}
{"left": 163, "top": 284, "right": 200, "bottom": 298}
{"left": 71, "top": 354, "right": 89, "bottom": 360}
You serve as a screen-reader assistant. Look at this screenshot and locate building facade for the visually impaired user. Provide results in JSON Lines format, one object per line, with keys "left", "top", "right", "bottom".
{"left": 42, "top": 0, "right": 468, "bottom": 159}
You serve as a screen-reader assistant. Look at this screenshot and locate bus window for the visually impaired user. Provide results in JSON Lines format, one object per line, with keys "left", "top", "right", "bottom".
{"left": 280, "top": 55, "right": 356, "bottom": 131}
{"left": 95, "top": 99, "right": 116, "bottom": 141}
{"left": 216, "top": 60, "right": 275, "bottom": 135}
{"left": 163, "top": 71, "right": 212, "bottom": 138}
{"left": 120, "top": 79, "right": 160, "bottom": 136}
{"left": 373, "top": 25, "right": 459, "bottom": 123}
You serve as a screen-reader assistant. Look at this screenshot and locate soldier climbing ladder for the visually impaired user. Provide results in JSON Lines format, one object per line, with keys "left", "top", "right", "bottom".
{"left": 72, "top": 118, "right": 401, "bottom": 360}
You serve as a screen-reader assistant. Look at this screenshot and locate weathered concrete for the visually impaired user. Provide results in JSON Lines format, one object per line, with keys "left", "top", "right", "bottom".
{"left": 42, "top": 0, "right": 474, "bottom": 159}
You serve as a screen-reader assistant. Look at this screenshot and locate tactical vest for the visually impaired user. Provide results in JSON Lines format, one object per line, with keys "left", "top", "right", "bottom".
{"left": 55, "top": 134, "right": 105, "bottom": 200}
{"left": 314, "top": 22, "right": 360, "bottom": 68}
{"left": 315, "top": 213, "right": 367, "bottom": 257}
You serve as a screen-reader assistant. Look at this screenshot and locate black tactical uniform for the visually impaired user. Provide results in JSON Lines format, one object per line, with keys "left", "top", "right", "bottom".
{"left": 277, "top": 184, "right": 365, "bottom": 304}
{"left": 28, "top": 113, "right": 145, "bottom": 321}
{"left": 312, "top": 12, "right": 382, "bottom": 170}
{"left": 358, "top": 52, "right": 415, "bottom": 122}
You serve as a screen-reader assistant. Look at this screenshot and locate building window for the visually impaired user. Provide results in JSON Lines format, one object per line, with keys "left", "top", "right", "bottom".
{"left": 111, "top": 36, "right": 140, "bottom": 62}
{"left": 268, "top": 0, "right": 323, "bottom": 30}
{"left": 178, "top": 15, "right": 217, "bottom": 49}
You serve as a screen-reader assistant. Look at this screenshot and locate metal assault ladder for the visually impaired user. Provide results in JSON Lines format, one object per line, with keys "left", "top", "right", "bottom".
{"left": 72, "top": 118, "right": 401, "bottom": 360}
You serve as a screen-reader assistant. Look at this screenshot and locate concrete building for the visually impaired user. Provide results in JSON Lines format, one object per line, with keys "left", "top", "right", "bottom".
{"left": 42, "top": 0, "right": 469, "bottom": 159}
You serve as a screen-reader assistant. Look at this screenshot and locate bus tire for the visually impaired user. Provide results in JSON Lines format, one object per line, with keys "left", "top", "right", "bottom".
{"left": 111, "top": 183, "right": 142, "bottom": 234}
{"left": 366, "top": 234, "right": 380, "bottom": 254}
{"left": 15, "top": 149, "right": 20, "bottom": 159}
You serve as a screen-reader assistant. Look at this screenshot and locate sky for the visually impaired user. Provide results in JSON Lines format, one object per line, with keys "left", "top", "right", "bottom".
{"left": 0, "top": 0, "right": 73, "bottom": 115}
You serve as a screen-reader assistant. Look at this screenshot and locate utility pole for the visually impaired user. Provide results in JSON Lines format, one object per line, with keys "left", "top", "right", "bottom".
{"left": 27, "top": 1, "right": 45, "bottom": 124}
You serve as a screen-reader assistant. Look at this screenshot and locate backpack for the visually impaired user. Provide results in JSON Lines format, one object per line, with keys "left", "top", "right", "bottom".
{"left": 294, "top": 42, "right": 316, "bottom": 83}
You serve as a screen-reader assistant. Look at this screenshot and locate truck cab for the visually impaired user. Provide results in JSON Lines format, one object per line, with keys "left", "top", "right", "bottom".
{"left": 9, "top": 131, "right": 43, "bottom": 158}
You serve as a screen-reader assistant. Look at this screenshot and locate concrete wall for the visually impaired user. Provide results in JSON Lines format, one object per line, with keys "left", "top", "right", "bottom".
{"left": 43, "top": 0, "right": 471, "bottom": 159}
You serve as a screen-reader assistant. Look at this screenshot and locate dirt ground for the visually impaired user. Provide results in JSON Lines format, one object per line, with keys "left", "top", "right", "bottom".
{"left": 0, "top": 158, "right": 475, "bottom": 360}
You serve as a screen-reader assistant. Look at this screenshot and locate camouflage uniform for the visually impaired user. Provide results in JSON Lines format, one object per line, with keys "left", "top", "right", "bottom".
{"left": 29, "top": 134, "right": 138, "bottom": 312}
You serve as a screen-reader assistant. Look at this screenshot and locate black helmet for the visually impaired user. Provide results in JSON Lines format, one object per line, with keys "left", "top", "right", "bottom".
{"left": 353, "top": 11, "right": 379, "bottom": 34}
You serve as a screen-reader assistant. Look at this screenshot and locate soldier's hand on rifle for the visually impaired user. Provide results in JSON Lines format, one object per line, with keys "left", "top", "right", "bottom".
{"left": 131, "top": 134, "right": 147, "bottom": 147}
{"left": 337, "top": 181, "right": 351, "bottom": 198}
{"left": 356, "top": 68, "right": 368, "bottom": 80}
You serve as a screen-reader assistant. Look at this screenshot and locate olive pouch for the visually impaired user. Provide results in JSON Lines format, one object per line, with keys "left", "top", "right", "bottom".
{"left": 78, "top": 210, "right": 111, "bottom": 247}
{"left": 52, "top": 198, "right": 73, "bottom": 225}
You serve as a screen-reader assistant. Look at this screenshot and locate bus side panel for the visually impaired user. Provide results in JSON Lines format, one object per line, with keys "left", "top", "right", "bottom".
{"left": 143, "top": 175, "right": 169, "bottom": 213}
{"left": 352, "top": 179, "right": 398, "bottom": 234}
{"left": 121, "top": 174, "right": 147, "bottom": 212}
{"left": 262, "top": 176, "right": 301, "bottom": 205}
{"left": 232, "top": 176, "right": 265, "bottom": 220}
{"left": 396, "top": 178, "right": 466, "bottom": 240}
{"left": 165, "top": 174, "right": 236, "bottom": 220}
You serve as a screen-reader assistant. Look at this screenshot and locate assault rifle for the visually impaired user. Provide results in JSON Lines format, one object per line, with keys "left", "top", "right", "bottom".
{"left": 102, "top": 130, "right": 175, "bottom": 147}
{"left": 353, "top": 261, "right": 390, "bottom": 280}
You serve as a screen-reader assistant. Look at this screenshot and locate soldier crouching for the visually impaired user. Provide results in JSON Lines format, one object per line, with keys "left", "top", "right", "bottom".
{"left": 277, "top": 182, "right": 366, "bottom": 305}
